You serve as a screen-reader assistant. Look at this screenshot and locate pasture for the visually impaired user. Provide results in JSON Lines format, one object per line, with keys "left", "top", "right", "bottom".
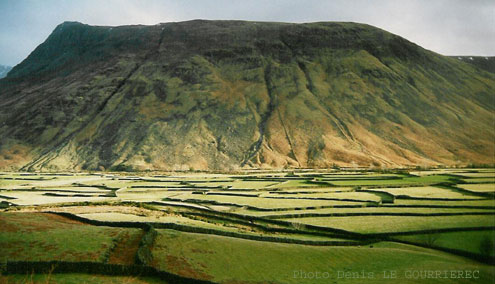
{"left": 1, "top": 168, "right": 494, "bottom": 283}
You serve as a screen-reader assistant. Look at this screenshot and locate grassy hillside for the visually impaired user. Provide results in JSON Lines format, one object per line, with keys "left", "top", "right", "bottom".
{"left": 151, "top": 229, "right": 495, "bottom": 284}
{"left": 0, "top": 20, "right": 494, "bottom": 171}
{"left": 450, "top": 56, "right": 495, "bottom": 73}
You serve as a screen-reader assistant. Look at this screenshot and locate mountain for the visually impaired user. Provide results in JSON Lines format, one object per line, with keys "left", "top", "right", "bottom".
{"left": 449, "top": 56, "right": 495, "bottom": 73}
{"left": 0, "top": 65, "right": 12, "bottom": 79}
{"left": 0, "top": 20, "right": 494, "bottom": 171}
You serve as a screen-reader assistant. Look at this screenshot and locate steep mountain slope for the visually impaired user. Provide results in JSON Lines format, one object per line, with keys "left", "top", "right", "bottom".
{"left": 0, "top": 65, "right": 12, "bottom": 79}
{"left": 0, "top": 20, "right": 494, "bottom": 171}
{"left": 450, "top": 56, "right": 495, "bottom": 73}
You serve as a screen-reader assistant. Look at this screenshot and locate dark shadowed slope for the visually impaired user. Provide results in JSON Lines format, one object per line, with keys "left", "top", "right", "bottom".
{"left": 449, "top": 56, "right": 495, "bottom": 74}
{"left": 0, "top": 65, "right": 12, "bottom": 79}
{"left": 0, "top": 20, "right": 494, "bottom": 171}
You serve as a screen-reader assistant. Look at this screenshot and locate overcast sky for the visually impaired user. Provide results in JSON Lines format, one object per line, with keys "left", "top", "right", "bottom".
{"left": 0, "top": 0, "right": 493, "bottom": 66}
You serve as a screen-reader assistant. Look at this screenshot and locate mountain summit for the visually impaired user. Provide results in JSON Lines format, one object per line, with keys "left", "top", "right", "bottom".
{"left": 0, "top": 20, "right": 494, "bottom": 171}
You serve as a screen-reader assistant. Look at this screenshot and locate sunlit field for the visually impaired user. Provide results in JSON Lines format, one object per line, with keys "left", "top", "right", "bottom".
{"left": 1, "top": 168, "right": 494, "bottom": 283}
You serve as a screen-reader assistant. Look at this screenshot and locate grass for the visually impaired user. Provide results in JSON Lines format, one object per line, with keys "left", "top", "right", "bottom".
{"left": 76, "top": 212, "right": 245, "bottom": 232}
{"left": 151, "top": 229, "right": 495, "bottom": 284}
{"left": 167, "top": 193, "right": 369, "bottom": 209}
{"left": 262, "top": 191, "right": 383, "bottom": 202}
{"left": 243, "top": 206, "right": 495, "bottom": 217}
{"left": 121, "top": 181, "right": 187, "bottom": 188}
{"left": 117, "top": 190, "right": 189, "bottom": 202}
{"left": 409, "top": 169, "right": 493, "bottom": 176}
{"left": 0, "top": 212, "right": 134, "bottom": 262}
{"left": 0, "top": 191, "right": 111, "bottom": 205}
{"left": 267, "top": 179, "right": 322, "bottom": 189}
{"left": 319, "top": 173, "right": 404, "bottom": 178}
{"left": 0, "top": 175, "right": 114, "bottom": 190}
{"left": 457, "top": 183, "right": 495, "bottom": 193}
{"left": 0, "top": 273, "right": 168, "bottom": 284}
{"left": 190, "top": 180, "right": 278, "bottom": 189}
{"left": 365, "top": 186, "right": 480, "bottom": 199}
{"left": 0, "top": 179, "right": 42, "bottom": 188}
{"left": 77, "top": 180, "right": 140, "bottom": 189}
{"left": 2, "top": 170, "right": 495, "bottom": 283}
{"left": 463, "top": 178, "right": 495, "bottom": 183}
{"left": 282, "top": 215, "right": 495, "bottom": 234}
{"left": 266, "top": 186, "right": 354, "bottom": 193}
{"left": 32, "top": 186, "right": 112, "bottom": 193}
{"left": 397, "top": 230, "right": 495, "bottom": 256}
{"left": 452, "top": 173, "right": 495, "bottom": 178}
{"left": 327, "top": 175, "right": 454, "bottom": 186}
{"left": 75, "top": 209, "right": 350, "bottom": 243}
{"left": 391, "top": 199, "right": 495, "bottom": 207}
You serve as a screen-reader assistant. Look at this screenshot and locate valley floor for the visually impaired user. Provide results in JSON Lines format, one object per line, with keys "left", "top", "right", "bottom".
{"left": 1, "top": 168, "right": 494, "bottom": 283}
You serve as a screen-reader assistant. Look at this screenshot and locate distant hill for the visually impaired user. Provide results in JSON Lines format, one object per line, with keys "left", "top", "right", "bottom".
{"left": 0, "top": 20, "right": 494, "bottom": 171}
{"left": 449, "top": 56, "right": 495, "bottom": 73}
{"left": 0, "top": 65, "right": 12, "bottom": 79}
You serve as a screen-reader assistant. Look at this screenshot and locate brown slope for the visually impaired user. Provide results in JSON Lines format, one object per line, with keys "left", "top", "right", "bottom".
{"left": 0, "top": 20, "right": 493, "bottom": 171}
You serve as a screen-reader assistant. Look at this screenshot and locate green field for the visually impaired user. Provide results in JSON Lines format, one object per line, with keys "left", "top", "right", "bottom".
{"left": 458, "top": 183, "right": 495, "bottom": 193}
{"left": 267, "top": 179, "right": 321, "bottom": 189}
{"left": 463, "top": 178, "right": 495, "bottom": 184}
{"left": 0, "top": 274, "right": 167, "bottom": 284}
{"left": 151, "top": 229, "right": 495, "bottom": 284}
{"left": 397, "top": 230, "right": 495, "bottom": 257}
{"left": 164, "top": 192, "right": 370, "bottom": 209}
{"left": 281, "top": 215, "right": 495, "bottom": 234}
{"left": 262, "top": 191, "right": 383, "bottom": 202}
{"left": 392, "top": 199, "right": 495, "bottom": 207}
{"left": 1, "top": 168, "right": 495, "bottom": 283}
{"left": 244, "top": 206, "right": 495, "bottom": 217}
{"left": 365, "top": 186, "right": 481, "bottom": 199}
{"left": 326, "top": 175, "right": 454, "bottom": 186}
{"left": 190, "top": 180, "right": 278, "bottom": 189}
{"left": 0, "top": 212, "right": 134, "bottom": 262}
